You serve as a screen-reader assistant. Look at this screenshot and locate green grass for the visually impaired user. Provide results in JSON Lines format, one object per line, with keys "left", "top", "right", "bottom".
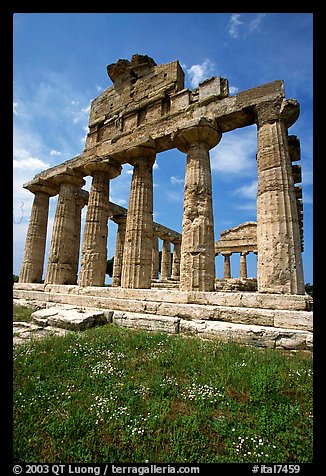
{"left": 13, "top": 306, "right": 313, "bottom": 463}
{"left": 13, "top": 304, "right": 35, "bottom": 322}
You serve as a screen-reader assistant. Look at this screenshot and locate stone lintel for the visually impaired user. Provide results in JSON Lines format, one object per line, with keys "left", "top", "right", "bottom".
{"left": 215, "top": 245, "right": 258, "bottom": 255}
{"left": 31, "top": 78, "right": 287, "bottom": 179}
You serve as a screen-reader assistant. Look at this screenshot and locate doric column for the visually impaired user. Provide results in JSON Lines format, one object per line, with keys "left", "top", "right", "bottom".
{"left": 240, "top": 251, "right": 248, "bottom": 279}
{"left": 112, "top": 215, "right": 127, "bottom": 287}
{"left": 151, "top": 233, "right": 160, "bottom": 280}
{"left": 222, "top": 253, "right": 232, "bottom": 279}
{"left": 71, "top": 189, "right": 88, "bottom": 284}
{"left": 19, "top": 180, "right": 58, "bottom": 283}
{"left": 161, "top": 239, "right": 171, "bottom": 281}
{"left": 174, "top": 118, "right": 221, "bottom": 291}
{"left": 78, "top": 160, "right": 121, "bottom": 287}
{"left": 45, "top": 171, "right": 85, "bottom": 285}
{"left": 171, "top": 240, "right": 181, "bottom": 281}
{"left": 255, "top": 99, "right": 304, "bottom": 294}
{"left": 121, "top": 147, "right": 156, "bottom": 289}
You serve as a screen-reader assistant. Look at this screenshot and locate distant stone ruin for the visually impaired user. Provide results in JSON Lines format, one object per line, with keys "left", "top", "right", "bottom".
{"left": 14, "top": 55, "right": 312, "bottom": 350}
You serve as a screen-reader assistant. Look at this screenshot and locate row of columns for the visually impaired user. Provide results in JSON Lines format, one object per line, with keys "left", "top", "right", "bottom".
{"left": 19, "top": 104, "right": 305, "bottom": 294}
{"left": 218, "top": 251, "right": 256, "bottom": 279}
{"left": 111, "top": 219, "right": 181, "bottom": 286}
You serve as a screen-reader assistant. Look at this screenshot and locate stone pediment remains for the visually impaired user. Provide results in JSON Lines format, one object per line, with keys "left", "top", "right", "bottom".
{"left": 215, "top": 222, "right": 257, "bottom": 255}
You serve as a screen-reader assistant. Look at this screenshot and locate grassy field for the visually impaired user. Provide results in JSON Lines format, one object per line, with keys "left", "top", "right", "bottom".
{"left": 13, "top": 305, "right": 313, "bottom": 463}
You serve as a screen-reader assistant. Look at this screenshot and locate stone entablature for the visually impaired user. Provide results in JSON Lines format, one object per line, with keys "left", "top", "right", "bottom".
{"left": 19, "top": 54, "right": 306, "bottom": 296}
{"left": 215, "top": 222, "right": 257, "bottom": 255}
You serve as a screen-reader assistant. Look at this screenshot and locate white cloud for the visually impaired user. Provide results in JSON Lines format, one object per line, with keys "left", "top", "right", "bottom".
{"left": 13, "top": 102, "right": 19, "bottom": 115}
{"left": 228, "top": 14, "right": 244, "bottom": 38}
{"left": 233, "top": 180, "right": 257, "bottom": 200}
{"left": 187, "top": 59, "right": 216, "bottom": 88}
{"left": 170, "top": 176, "right": 184, "bottom": 185}
{"left": 50, "top": 149, "right": 62, "bottom": 156}
{"left": 72, "top": 104, "right": 91, "bottom": 124}
{"left": 95, "top": 85, "right": 104, "bottom": 92}
{"left": 211, "top": 127, "right": 257, "bottom": 177}
{"left": 166, "top": 190, "right": 184, "bottom": 203}
{"left": 228, "top": 13, "right": 266, "bottom": 39}
{"left": 229, "top": 86, "right": 239, "bottom": 95}
{"left": 249, "top": 13, "right": 266, "bottom": 33}
{"left": 13, "top": 156, "right": 50, "bottom": 170}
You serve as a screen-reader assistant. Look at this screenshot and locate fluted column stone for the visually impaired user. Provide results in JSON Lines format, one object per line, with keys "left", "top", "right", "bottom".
{"left": 71, "top": 189, "right": 88, "bottom": 284}
{"left": 161, "top": 239, "right": 171, "bottom": 281}
{"left": 174, "top": 119, "right": 221, "bottom": 291}
{"left": 112, "top": 216, "right": 127, "bottom": 287}
{"left": 255, "top": 99, "right": 304, "bottom": 294}
{"left": 151, "top": 233, "right": 160, "bottom": 280}
{"left": 121, "top": 147, "right": 156, "bottom": 289}
{"left": 240, "top": 252, "right": 248, "bottom": 279}
{"left": 78, "top": 161, "right": 121, "bottom": 287}
{"left": 19, "top": 181, "right": 58, "bottom": 283}
{"left": 223, "top": 253, "right": 232, "bottom": 279}
{"left": 171, "top": 241, "right": 181, "bottom": 281}
{"left": 45, "top": 171, "right": 85, "bottom": 285}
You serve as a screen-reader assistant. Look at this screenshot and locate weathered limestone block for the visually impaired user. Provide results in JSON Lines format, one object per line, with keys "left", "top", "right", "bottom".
{"left": 121, "top": 148, "right": 156, "bottom": 289}
{"left": 174, "top": 118, "right": 221, "bottom": 292}
{"left": 79, "top": 160, "right": 121, "bottom": 287}
{"left": 255, "top": 99, "right": 304, "bottom": 295}
{"left": 198, "top": 76, "right": 229, "bottom": 105}
{"left": 179, "top": 319, "right": 312, "bottom": 350}
{"left": 32, "top": 306, "right": 109, "bottom": 331}
{"left": 19, "top": 181, "right": 58, "bottom": 283}
{"left": 112, "top": 310, "right": 180, "bottom": 333}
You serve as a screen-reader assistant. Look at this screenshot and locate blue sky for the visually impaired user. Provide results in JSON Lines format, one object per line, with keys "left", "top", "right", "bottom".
{"left": 13, "top": 13, "right": 313, "bottom": 284}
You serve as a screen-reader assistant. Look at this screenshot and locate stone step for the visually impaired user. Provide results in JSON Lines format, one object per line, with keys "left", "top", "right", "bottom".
{"left": 16, "top": 306, "right": 312, "bottom": 351}
{"left": 13, "top": 286, "right": 312, "bottom": 332}
{"left": 14, "top": 282, "right": 312, "bottom": 311}
{"left": 112, "top": 310, "right": 312, "bottom": 350}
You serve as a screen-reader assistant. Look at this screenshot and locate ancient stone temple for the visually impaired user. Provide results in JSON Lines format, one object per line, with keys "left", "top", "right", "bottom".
{"left": 14, "top": 54, "right": 312, "bottom": 350}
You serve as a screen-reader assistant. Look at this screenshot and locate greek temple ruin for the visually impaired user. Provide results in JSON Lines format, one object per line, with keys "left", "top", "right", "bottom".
{"left": 14, "top": 54, "right": 312, "bottom": 350}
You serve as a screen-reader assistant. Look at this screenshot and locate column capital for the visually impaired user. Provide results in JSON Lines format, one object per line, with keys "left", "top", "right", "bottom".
{"left": 52, "top": 169, "right": 85, "bottom": 188}
{"left": 74, "top": 188, "right": 89, "bottom": 208}
{"left": 84, "top": 157, "right": 122, "bottom": 178}
{"left": 23, "top": 178, "right": 59, "bottom": 197}
{"left": 173, "top": 118, "right": 221, "bottom": 153}
{"left": 254, "top": 98, "right": 299, "bottom": 128}
{"left": 125, "top": 145, "right": 156, "bottom": 167}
